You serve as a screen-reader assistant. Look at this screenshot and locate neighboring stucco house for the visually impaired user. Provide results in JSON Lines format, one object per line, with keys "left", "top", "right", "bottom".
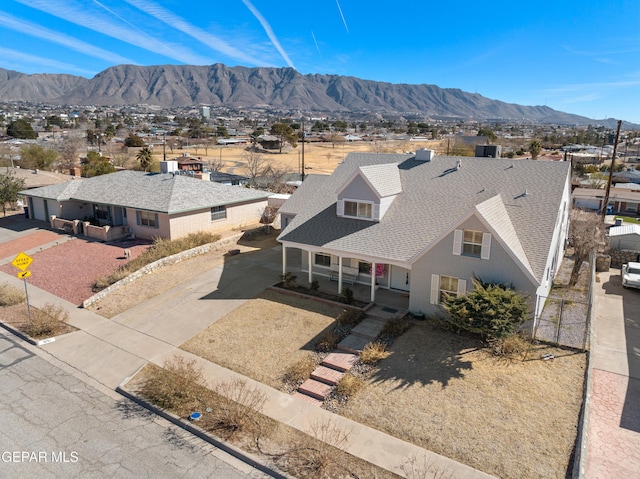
{"left": 21, "top": 170, "right": 271, "bottom": 240}
{"left": 278, "top": 149, "right": 571, "bottom": 321}
{"left": 573, "top": 185, "right": 640, "bottom": 215}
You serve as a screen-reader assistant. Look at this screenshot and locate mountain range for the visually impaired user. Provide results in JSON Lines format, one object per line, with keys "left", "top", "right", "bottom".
{"left": 0, "top": 64, "right": 627, "bottom": 127}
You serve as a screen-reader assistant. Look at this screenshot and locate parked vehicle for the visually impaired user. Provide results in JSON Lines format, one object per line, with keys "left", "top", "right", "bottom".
{"left": 621, "top": 261, "right": 640, "bottom": 289}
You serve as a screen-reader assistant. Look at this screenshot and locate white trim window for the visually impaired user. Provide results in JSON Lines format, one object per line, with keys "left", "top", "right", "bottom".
{"left": 210, "top": 205, "right": 227, "bottom": 221}
{"left": 430, "top": 274, "right": 467, "bottom": 304}
{"left": 314, "top": 253, "right": 331, "bottom": 267}
{"left": 343, "top": 200, "right": 373, "bottom": 219}
{"left": 453, "top": 229, "right": 491, "bottom": 259}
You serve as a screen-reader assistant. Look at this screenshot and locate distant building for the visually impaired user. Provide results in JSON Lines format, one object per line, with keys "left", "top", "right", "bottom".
{"left": 475, "top": 145, "right": 502, "bottom": 158}
{"left": 200, "top": 106, "right": 210, "bottom": 119}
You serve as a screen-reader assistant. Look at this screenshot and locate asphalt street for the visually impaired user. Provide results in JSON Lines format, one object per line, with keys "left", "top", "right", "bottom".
{"left": 0, "top": 331, "right": 269, "bottom": 479}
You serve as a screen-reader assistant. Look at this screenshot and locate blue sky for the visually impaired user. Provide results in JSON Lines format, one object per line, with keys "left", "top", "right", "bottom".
{"left": 1, "top": 0, "right": 639, "bottom": 123}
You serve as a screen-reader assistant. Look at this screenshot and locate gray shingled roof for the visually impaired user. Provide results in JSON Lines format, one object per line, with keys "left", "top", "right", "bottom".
{"left": 354, "top": 163, "right": 402, "bottom": 197}
{"left": 278, "top": 153, "right": 570, "bottom": 282}
{"left": 21, "top": 170, "right": 271, "bottom": 214}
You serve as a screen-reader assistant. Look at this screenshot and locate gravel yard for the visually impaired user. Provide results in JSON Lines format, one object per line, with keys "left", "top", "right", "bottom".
{"left": 0, "top": 238, "right": 149, "bottom": 306}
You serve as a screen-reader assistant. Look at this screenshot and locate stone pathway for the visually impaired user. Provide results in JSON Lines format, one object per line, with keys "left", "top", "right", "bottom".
{"left": 294, "top": 307, "right": 406, "bottom": 405}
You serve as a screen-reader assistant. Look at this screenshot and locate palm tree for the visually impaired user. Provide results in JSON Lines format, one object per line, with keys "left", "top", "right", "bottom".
{"left": 137, "top": 147, "right": 153, "bottom": 172}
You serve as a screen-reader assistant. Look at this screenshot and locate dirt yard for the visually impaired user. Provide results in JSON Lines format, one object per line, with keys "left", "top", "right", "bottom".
{"left": 153, "top": 139, "right": 442, "bottom": 176}
{"left": 341, "top": 320, "right": 586, "bottom": 479}
{"left": 180, "top": 296, "right": 585, "bottom": 479}
{"left": 87, "top": 229, "right": 279, "bottom": 318}
{"left": 181, "top": 289, "right": 345, "bottom": 389}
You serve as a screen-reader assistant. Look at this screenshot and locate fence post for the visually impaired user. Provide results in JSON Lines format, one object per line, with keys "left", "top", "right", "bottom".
{"left": 556, "top": 299, "right": 564, "bottom": 344}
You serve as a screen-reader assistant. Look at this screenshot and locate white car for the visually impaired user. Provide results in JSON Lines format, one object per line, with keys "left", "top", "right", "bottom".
{"left": 622, "top": 262, "right": 640, "bottom": 289}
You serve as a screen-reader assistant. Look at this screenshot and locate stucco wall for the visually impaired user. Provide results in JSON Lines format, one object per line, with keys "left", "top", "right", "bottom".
{"left": 410, "top": 214, "right": 538, "bottom": 316}
{"left": 167, "top": 199, "right": 267, "bottom": 240}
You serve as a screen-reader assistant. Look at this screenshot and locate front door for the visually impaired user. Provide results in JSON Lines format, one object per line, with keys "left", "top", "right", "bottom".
{"left": 390, "top": 266, "right": 410, "bottom": 291}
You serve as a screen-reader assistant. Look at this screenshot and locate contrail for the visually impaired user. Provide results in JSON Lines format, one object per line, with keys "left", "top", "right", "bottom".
{"left": 123, "top": 0, "right": 268, "bottom": 66}
{"left": 0, "top": 47, "right": 95, "bottom": 76}
{"left": 335, "top": 0, "right": 349, "bottom": 34}
{"left": 241, "top": 0, "right": 295, "bottom": 68}
{"left": 0, "top": 12, "right": 132, "bottom": 64}
{"left": 311, "top": 31, "right": 322, "bottom": 58}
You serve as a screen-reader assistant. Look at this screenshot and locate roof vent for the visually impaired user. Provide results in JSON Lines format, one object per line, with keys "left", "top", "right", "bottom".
{"left": 456, "top": 159, "right": 462, "bottom": 170}
{"left": 415, "top": 148, "right": 435, "bottom": 162}
{"left": 524, "top": 188, "right": 528, "bottom": 196}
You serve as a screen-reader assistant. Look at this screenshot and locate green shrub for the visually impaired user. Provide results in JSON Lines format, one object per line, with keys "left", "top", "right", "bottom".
{"left": 309, "top": 280, "right": 319, "bottom": 292}
{"left": 359, "top": 341, "right": 391, "bottom": 365}
{"left": 281, "top": 272, "right": 297, "bottom": 288}
{"left": 442, "top": 279, "right": 528, "bottom": 339}
{"left": 0, "top": 283, "right": 25, "bottom": 306}
{"left": 336, "top": 309, "right": 364, "bottom": 328}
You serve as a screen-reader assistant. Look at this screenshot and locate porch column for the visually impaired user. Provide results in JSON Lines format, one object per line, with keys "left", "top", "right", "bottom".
{"left": 282, "top": 245, "right": 287, "bottom": 276}
{"left": 370, "top": 261, "right": 376, "bottom": 303}
{"left": 308, "top": 251, "right": 313, "bottom": 283}
{"left": 338, "top": 256, "right": 343, "bottom": 294}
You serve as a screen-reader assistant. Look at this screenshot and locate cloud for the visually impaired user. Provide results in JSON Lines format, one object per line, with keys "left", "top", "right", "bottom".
{"left": 15, "top": 0, "right": 212, "bottom": 65}
{"left": 0, "top": 47, "right": 95, "bottom": 76}
{"left": 241, "top": 0, "right": 295, "bottom": 69}
{"left": 0, "top": 12, "right": 133, "bottom": 65}
{"left": 122, "top": 0, "right": 269, "bottom": 66}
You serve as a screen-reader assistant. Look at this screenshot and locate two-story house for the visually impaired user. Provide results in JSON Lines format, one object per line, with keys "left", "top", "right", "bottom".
{"left": 277, "top": 149, "right": 571, "bottom": 322}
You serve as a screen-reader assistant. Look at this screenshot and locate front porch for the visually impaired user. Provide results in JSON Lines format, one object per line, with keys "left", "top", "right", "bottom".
{"left": 281, "top": 245, "right": 410, "bottom": 312}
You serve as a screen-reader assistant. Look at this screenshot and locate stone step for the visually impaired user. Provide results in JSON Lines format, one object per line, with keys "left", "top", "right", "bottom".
{"left": 322, "top": 351, "right": 358, "bottom": 372}
{"left": 351, "top": 317, "right": 386, "bottom": 340}
{"left": 293, "top": 391, "right": 324, "bottom": 406}
{"left": 298, "top": 379, "right": 333, "bottom": 401}
{"left": 311, "top": 365, "right": 345, "bottom": 386}
{"left": 337, "top": 334, "right": 371, "bottom": 354}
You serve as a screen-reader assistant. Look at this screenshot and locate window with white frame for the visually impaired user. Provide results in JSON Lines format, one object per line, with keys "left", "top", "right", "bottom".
{"left": 358, "top": 261, "right": 370, "bottom": 274}
{"left": 94, "top": 204, "right": 110, "bottom": 221}
{"left": 463, "top": 230, "right": 483, "bottom": 257}
{"left": 137, "top": 210, "right": 158, "bottom": 228}
{"left": 210, "top": 205, "right": 227, "bottom": 221}
{"left": 343, "top": 200, "right": 372, "bottom": 219}
{"left": 314, "top": 253, "right": 331, "bottom": 267}
{"left": 439, "top": 275, "right": 459, "bottom": 303}
{"left": 430, "top": 274, "right": 467, "bottom": 305}
{"left": 453, "top": 229, "right": 491, "bottom": 259}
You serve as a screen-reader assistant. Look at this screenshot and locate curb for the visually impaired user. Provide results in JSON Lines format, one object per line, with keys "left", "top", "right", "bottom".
{"left": 0, "top": 320, "right": 57, "bottom": 346}
{"left": 116, "top": 372, "right": 294, "bottom": 479}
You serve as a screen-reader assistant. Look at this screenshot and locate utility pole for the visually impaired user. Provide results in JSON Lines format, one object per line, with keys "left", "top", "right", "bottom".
{"left": 601, "top": 120, "right": 623, "bottom": 222}
{"left": 301, "top": 120, "right": 305, "bottom": 182}
{"left": 163, "top": 132, "right": 166, "bottom": 162}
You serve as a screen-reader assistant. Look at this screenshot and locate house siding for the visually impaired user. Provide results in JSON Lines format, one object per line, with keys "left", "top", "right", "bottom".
{"left": 168, "top": 199, "right": 267, "bottom": 240}
{"left": 410, "top": 215, "right": 538, "bottom": 316}
{"left": 338, "top": 174, "right": 378, "bottom": 203}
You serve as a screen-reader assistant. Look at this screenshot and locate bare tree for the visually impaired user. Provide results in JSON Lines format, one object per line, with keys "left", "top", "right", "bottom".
{"left": 243, "top": 149, "right": 267, "bottom": 186}
{"left": 261, "top": 161, "right": 292, "bottom": 192}
{"left": 57, "top": 137, "right": 81, "bottom": 170}
{"left": 569, "top": 209, "right": 604, "bottom": 285}
{"left": 208, "top": 155, "right": 225, "bottom": 173}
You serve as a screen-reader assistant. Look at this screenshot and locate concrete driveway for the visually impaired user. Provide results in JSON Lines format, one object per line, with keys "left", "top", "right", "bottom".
{"left": 584, "top": 268, "right": 640, "bottom": 478}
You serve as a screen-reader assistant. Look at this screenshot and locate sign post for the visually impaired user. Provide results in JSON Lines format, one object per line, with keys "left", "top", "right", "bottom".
{"left": 12, "top": 252, "right": 34, "bottom": 321}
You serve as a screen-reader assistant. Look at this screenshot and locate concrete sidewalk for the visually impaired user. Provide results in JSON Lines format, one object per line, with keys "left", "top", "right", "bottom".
{"left": 0, "top": 249, "right": 495, "bottom": 479}
{"left": 582, "top": 269, "right": 640, "bottom": 478}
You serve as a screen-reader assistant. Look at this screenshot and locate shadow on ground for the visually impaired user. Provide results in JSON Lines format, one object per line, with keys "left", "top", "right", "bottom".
{"left": 368, "top": 320, "right": 479, "bottom": 389}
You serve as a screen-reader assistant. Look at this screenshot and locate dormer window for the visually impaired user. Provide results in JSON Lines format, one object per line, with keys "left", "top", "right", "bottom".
{"left": 344, "top": 200, "right": 372, "bottom": 219}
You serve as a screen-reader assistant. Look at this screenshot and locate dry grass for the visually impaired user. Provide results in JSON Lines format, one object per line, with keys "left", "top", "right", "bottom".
{"left": 360, "top": 341, "right": 391, "bottom": 365}
{"left": 283, "top": 354, "right": 318, "bottom": 386}
{"left": 0, "top": 302, "right": 76, "bottom": 339}
{"left": 181, "top": 289, "right": 345, "bottom": 389}
{"left": 0, "top": 282, "right": 25, "bottom": 306}
{"left": 340, "top": 320, "right": 586, "bottom": 479}
{"left": 131, "top": 364, "right": 400, "bottom": 479}
{"left": 335, "top": 373, "right": 365, "bottom": 398}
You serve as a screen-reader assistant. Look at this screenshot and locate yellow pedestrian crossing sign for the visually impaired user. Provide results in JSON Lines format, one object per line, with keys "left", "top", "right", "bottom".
{"left": 18, "top": 271, "right": 31, "bottom": 279}
{"left": 12, "top": 252, "right": 33, "bottom": 271}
